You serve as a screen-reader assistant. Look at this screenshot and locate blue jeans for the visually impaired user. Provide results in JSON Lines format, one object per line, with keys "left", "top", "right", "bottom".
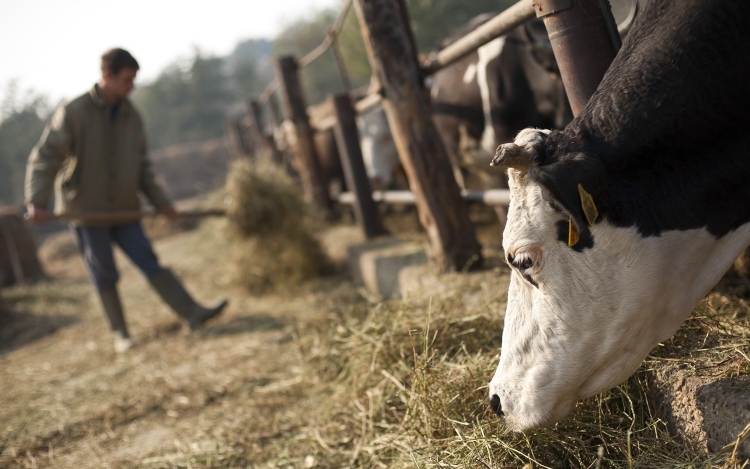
{"left": 71, "top": 223, "right": 163, "bottom": 291}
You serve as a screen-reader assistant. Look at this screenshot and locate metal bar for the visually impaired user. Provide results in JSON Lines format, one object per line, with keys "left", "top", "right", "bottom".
{"left": 308, "top": 92, "right": 384, "bottom": 132}
{"left": 337, "top": 189, "right": 510, "bottom": 206}
{"left": 537, "top": 0, "right": 618, "bottom": 116}
{"left": 298, "top": 0, "right": 353, "bottom": 69}
{"left": 354, "top": 92, "right": 382, "bottom": 115}
{"left": 599, "top": 0, "right": 622, "bottom": 52}
{"left": 421, "top": 0, "right": 536, "bottom": 76}
{"left": 258, "top": 80, "right": 280, "bottom": 106}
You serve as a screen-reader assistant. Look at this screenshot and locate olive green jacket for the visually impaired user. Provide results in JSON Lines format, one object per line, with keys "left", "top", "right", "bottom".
{"left": 24, "top": 85, "right": 171, "bottom": 225}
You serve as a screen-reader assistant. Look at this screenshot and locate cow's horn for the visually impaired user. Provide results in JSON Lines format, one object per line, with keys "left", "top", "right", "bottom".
{"left": 490, "top": 143, "right": 534, "bottom": 169}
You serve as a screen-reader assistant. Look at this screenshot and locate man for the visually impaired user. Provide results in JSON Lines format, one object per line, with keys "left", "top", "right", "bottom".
{"left": 25, "top": 48, "right": 227, "bottom": 353}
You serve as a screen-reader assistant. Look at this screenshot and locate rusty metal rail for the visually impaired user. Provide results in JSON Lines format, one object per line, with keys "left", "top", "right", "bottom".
{"left": 421, "top": 0, "right": 536, "bottom": 75}
{"left": 258, "top": 0, "right": 353, "bottom": 105}
{"left": 337, "top": 189, "right": 510, "bottom": 206}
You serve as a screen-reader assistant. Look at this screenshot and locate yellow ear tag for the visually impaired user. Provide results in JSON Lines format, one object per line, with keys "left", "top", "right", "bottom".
{"left": 568, "top": 218, "right": 579, "bottom": 247}
{"left": 577, "top": 183, "right": 599, "bottom": 227}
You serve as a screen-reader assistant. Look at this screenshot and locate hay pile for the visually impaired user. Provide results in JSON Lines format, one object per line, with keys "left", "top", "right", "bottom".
{"left": 225, "top": 157, "right": 332, "bottom": 294}
{"left": 236, "top": 259, "right": 748, "bottom": 468}
{"left": 0, "top": 209, "right": 45, "bottom": 286}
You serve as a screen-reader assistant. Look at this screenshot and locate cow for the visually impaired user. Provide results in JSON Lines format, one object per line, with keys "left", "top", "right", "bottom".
{"left": 275, "top": 89, "right": 404, "bottom": 198}
{"left": 429, "top": 2, "right": 641, "bottom": 192}
{"left": 487, "top": 0, "right": 750, "bottom": 431}
{"left": 430, "top": 15, "right": 571, "bottom": 194}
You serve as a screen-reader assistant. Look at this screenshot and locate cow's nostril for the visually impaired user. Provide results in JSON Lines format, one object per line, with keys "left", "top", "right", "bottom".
{"left": 490, "top": 394, "right": 505, "bottom": 419}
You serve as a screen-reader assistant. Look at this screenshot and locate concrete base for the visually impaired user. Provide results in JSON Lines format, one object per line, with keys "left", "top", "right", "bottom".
{"left": 647, "top": 363, "right": 750, "bottom": 460}
{"left": 347, "top": 238, "right": 428, "bottom": 299}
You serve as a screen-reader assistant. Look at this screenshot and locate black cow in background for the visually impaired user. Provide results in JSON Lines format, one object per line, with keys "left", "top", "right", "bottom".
{"left": 430, "top": 16, "right": 572, "bottom": 194}
{"left": 429, "top": 0, "right": 641, "bottom": 220}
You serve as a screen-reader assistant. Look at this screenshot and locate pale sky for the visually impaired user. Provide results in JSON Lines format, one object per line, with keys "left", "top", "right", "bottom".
{"left": 0, "top": 0, "right": 342, "bottom": 106}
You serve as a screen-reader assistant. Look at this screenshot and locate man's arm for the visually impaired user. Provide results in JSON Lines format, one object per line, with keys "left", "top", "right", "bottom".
{"left": 137, "top": 132, "right": 176, "bottom": 220}
{"left": 24, "top": 105, "right": 73, "bottom": 223}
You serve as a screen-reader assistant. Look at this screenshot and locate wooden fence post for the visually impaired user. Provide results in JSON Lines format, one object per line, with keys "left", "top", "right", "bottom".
{"left": 353, "top": 0, "right": 482, "bottom": 272}
{"left": 274, "top": 56, "right": 332, "bottom": 213}
{"left": 245, "top": 100, "right": 266, "bottom": 150}
{"left": 223, "top": 118, "right": 251, "bottom": 159}
{"left": 248, "top": 99, "right": 284, "bottom": 162}
{"left": 329, "top": 94, "right": 387, "bottom": 239}
{"left": 268, "top": 95, "right": 283, "bottom": 129}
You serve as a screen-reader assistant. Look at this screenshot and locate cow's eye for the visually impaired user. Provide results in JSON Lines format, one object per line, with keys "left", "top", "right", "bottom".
{"left": 507, "top": 250, "right": 539, "bottom": 272}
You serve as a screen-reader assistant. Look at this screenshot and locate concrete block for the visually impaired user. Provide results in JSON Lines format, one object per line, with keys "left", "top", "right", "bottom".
{"left": 647, "top": 363, "right": 750, "bottom": 460}
{"left": 347, "top": 238, "right": 428, "bottom": 298}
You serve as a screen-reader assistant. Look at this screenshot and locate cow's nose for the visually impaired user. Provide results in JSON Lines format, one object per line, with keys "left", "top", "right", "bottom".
{"left": 490, "top": 394, "right": 505, "bottom": 419}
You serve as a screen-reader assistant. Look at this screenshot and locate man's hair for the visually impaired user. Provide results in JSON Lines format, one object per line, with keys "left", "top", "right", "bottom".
{"left": 101, "top": 48, "right": 139, "bottom": 75}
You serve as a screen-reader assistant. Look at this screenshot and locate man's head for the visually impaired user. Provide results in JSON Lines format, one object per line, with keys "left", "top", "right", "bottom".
{"left": 98, "top": 48, "right": 139, "bottom": 102}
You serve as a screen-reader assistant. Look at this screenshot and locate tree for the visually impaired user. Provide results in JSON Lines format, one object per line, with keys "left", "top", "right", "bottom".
{"left": 132, "top": 51, "right": 234, "bottom": 149}
{"left": 268, "top": 0, "right": 520, "bottom": 107}
{"left": 0, "top": 83, "right": 51, "bottom": 206}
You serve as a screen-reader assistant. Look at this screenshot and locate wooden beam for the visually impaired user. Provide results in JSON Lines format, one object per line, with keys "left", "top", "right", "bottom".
{"left": 353, "top": 0, "right": 483, "bottom": 272}
{"left": 274, "top": 56, "right": 332, "bottom": 213}
{"left": 329, "top": 94, "right": 387, "bottom": 239}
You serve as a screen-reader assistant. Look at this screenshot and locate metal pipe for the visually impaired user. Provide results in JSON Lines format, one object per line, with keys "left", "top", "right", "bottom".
{"left": 421, "top": 0, "right": 536, "bottom": 76}
{"left": 337, "top": 189, "right": 510, "bottom": 206}
{"left": 535, "top": 0, "right": 617, "bottom": 116}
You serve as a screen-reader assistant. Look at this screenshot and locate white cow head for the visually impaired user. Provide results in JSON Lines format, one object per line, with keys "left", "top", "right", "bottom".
{"left": 488, "top": 128, "right": 750, "bottom": 431}
{"left": 358, "top": 104, "right": 400, "bottom": 190}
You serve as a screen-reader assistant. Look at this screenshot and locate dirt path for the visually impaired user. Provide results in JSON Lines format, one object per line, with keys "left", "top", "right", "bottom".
{"left": 1, "top": 219, "right": 367, "bottom": 468}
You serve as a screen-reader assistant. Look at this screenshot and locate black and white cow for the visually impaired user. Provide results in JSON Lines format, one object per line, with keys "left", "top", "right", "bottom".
{"left": 488, "top": 0, "right": 750, "bottom": 431}
{"left": 431, "top": 15, "right": 571, "bottom": 191}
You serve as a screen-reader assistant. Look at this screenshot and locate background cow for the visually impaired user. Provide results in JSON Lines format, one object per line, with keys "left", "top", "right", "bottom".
{"left": 488, "top": 0, "right": 750, "bottom": 432}
{"left": 430, "top": 1, "right": 640, "bottom": 192}
{"left": 430, "top": 15, "right": 571, "bottom": 194}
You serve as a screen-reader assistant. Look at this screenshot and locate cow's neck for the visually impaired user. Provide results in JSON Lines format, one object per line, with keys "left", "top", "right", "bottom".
{"left": 545, "top": 0, "right": 750, "bottom": 239}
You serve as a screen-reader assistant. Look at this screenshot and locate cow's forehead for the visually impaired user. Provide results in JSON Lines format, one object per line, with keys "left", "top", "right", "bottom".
{"left": 504, "top": 170, "right": 562, "bottom": 252}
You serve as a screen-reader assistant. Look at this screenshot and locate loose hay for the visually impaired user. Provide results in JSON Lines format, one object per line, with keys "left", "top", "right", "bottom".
{"left": 226, "top": 157, "right": 307, "bottom": 237}
{"left": 251, "top": 260, "right": 749, "bottom": 468}
{"left": 225, "top": 158, "right": 332, "bottom": 294}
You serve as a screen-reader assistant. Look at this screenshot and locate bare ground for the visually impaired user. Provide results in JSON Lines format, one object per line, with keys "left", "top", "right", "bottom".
{"left": 1, "top": 207, "right": 748, "bottom": 468}
{"left": 1, "top": 217, "right": 362, "bottom": 468}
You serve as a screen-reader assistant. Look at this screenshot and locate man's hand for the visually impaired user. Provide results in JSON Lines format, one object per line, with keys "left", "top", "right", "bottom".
{"left": 26, "top": 204, "right": 49, "bottom": 224}
{"left": 160, "top": 204, "right": 178, "bottom": 222}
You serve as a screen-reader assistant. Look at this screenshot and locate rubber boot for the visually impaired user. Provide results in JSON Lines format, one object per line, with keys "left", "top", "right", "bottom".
{"left": 97, "top": 287, "right": 135, "bottom": 353}
{"left": 147, "top": 269, "right": 228, "bottom": 330}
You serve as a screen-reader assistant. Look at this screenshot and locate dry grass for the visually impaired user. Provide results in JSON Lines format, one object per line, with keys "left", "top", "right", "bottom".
{"left": 1, "top": 208, "right": 748, "bottom": 468}
{"left": 225, "top": 158, "right": 333, "bottom": 294}
{"left": 225, "top": 157, "right": 308, "bottom": 238}
{"left": 260, "top": 267, "right": 748, "bottom": 469}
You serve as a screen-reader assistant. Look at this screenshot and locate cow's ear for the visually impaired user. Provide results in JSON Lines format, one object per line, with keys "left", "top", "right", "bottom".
{"left": 529, "top": 154, "right": 607, "bottom": 241}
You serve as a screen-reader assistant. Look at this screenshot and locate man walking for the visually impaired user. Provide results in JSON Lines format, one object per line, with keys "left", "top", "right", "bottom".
{"left": 25, "top": 48, "right": 227, "bottom": 353}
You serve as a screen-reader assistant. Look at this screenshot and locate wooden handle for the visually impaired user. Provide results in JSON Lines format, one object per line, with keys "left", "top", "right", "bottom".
{"left": 24, "top": 209, "right": 226, "bottom": 223}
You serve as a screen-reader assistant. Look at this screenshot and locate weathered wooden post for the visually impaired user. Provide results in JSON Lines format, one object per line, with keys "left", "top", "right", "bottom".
{"left": 223, "top": 118, "right": 251, "bottom": 159}
{"left": 245, "top": 100, "right": 267, "bottom": 150}
{"left": 274, "top": 56, "right": 332, "bottom": 213}
{"left": 353, "top": 0, "right": 482, "bottom": 272}
{"left": 247, "top": 99, "right": 284, "bottom": 162}
{"left": 329, "top": 93, "right": 387, "bottom": 239}
{"left": 267, "top": 95, "right": 283, "bottom": 130}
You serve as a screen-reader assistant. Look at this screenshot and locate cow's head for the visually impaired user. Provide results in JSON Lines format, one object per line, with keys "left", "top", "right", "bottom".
{"left": 487, "top": 128, "right": 750, "bottom": 431}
